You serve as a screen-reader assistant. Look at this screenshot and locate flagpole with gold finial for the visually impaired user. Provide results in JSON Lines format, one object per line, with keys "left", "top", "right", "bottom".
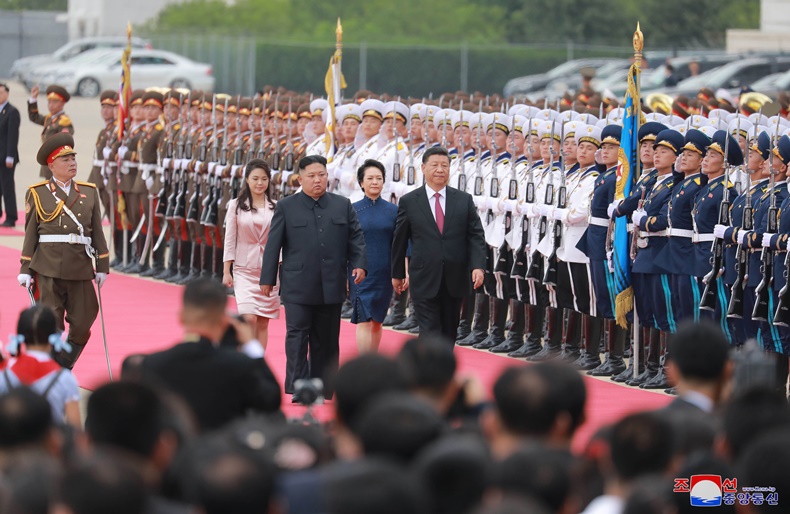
{"left": 630, "top": 21, "right": 643, "bottom": 378}
{"left": 325, "top": 18, "right": 347, "bottom": 158}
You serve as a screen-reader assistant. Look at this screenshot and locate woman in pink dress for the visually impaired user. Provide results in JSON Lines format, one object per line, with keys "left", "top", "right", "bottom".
{"left": 223, "top": 159, "right": 280, "bottom": 349}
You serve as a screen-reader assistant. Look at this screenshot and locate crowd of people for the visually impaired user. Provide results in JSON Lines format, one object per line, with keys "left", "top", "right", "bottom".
{"left": 0, "top": 291, "right": 788, "bottom": 513}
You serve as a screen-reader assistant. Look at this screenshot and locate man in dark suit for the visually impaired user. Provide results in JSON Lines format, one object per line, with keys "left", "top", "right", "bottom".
{"left": 134, "top": 279, "right": 281, "bottom": 432}
{"left": 0, "top": 82, "right": 20, "bottom": 227}
{"left": 391, "top": 146, "right": 486, "bottom": 343}
{"left": 261, "top": 155, "right": 367, "bottom": 401}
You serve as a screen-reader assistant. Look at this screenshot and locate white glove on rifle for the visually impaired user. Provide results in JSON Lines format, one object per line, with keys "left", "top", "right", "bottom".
{"left": 713, "top": 224, "right": 728, "bottom": 239}
{"left": 631, "top": 209, "right": 646, "bottom": 226}
{"left": 102, "top": 147, "right": 111, "bottom": 159}
{"left": 737, "top": 230, "right": 748, "bottom": 245}
{"left": 762, "top": 233, "right": 776, "bottom": 248}
{"left": 607, "top": 200, "right": 620, "bottom": 218}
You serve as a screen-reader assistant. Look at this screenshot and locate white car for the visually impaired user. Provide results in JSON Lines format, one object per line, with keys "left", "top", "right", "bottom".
{"left": 11, "top": 36, "right": 150, "bottom": 84}
{"left": 44, "top": 49, "right": 215, "bottom": 97}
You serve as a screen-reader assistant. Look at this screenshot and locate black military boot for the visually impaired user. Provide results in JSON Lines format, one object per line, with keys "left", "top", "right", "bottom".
{"left": 52, "top": 340, "right": 86, "bottom": 370}
{"left": 156, "top": 239, "right": 179, "bottom": 280}
{"left": 456, "top": 292, "right": 476, "bottom": 341}
{"left": 167, "top": 240, "right": 190, "bottom": 283}
{"left": 528, "top": 305, "right": 563, "bottom": 361}
{"left": 212, "top": 247, "right": 224, "bottom": 282}
{"left": 109, "top": 229, "right": 123, "bottom": 268}
{"left": 589, "top": 320, "right": 627, "bottom": 376}
{"left": 178, "top": 242, "right": 205, "bottom": 285}
{"left": 199, "top": 243, "right": 213, "bottom": 279}
{"left": 457, "top": 293, "right": 490, "bottom": 346}
{"left": 560, "top": 309, "right": 582, "bottom": 364}
{"left": 141, "top": 240, "right": 167, "bottom": 277}
{"left": 576, "top": 314, "right": 603, "bottom": 370}
{"left": 474, "top": 297, "right": 507, "bottom": 349}
{"left": 383, "top": 292, "right": 407, "bottom": 327}
{"left": 613, "top": 326, "right": 648, "bottom": 382}
{"left": 123, "top": 239, "right": 146, "bottom": 274}
{"left": 508, "top": 303, "right": 543, "bottom": 358}
{"left": 394, "top": 297, "right": 420, "bottom": 331}
{"left": 491, "top": 300, "right": 525, "bottom": 353}
{"left": 641, "top": 331, "right": 671, "bottom": 389}
{"left": 625, "top": 328, "right": 660, "bottom": 386}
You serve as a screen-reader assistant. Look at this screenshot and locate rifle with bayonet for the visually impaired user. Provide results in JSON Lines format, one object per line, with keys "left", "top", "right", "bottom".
{"left": 458, "top": 100, "right": 467, "bottom": 192}
{"left": 543, "top": 118, "right": 567, "bottom": 287}
{"left": 527, "top": 119, "right": 557, "bottom": 281}
{"left": 700, "top": 127, "right": 733, "bottom": 311}
{"left": 473, "top": 101, "right": 484, "bottom": 198}
{"left": 511, "top": 115, "right": 535, "bottom": 279}
{"left": 753, "top": 118, "right": 781, "bottom": 321}
{"left": 486, "top": 115, "right": 501, "bottom": 230}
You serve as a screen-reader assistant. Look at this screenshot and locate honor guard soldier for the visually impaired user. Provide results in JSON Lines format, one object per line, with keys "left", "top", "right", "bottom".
{"left": 28, "top": 85, "right": 74, "bottom": 179}
{"left": 376, "top": 100, "right": 409, "bottom": 202}
{"left": 327, "top": 103, "right": 361, "bottom": 194}
{"left": 155, "top": 90, "right": 185, "bottom": 281}
{"left": 630, "top": 129, "right": 684, "bottom": 388}
{"left": 116, "top": 89, "right": 147, "bottom": 271}
{"left": 18, "top": 133, "right": 109, "bottom": 369}
{"left": 337, "top": 99, "right": 384, "bottom": 199}
{"left": 88, "top": 90, "right": 120, "bottom": 226}
{"left": 304, "top": 99, "right": 332, "bottom": 158}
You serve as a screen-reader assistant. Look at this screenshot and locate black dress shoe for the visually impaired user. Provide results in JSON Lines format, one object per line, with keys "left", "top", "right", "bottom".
{"left": 0, "top": 220, "right": 16, "bottom": 227}
{"left": 408, "top": 325, "right": 420, "bottom": 334}
{"left": 489, "top": 340, "right": 523, "bottom": 353}
{"left": 588, "top": 357, "right": 626, "bottom": 377}
{"left": 393, "top": 316, "right": 418, "bottom": 331}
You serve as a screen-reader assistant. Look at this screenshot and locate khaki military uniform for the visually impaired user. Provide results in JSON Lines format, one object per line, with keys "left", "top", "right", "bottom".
{"left": 27, "top": 104, "right": 74, "bottom": 179}
{"left": 88, "top": 120, "right": 119, "bottom": 220}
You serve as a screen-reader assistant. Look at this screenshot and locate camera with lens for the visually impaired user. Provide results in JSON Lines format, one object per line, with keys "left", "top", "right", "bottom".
{"left": 293, "top": 378, "right": 324, "bottom": 406}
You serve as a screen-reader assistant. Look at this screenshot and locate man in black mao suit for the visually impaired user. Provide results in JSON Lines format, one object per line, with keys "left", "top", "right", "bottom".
{"left": 0, "top": 83, "right": 21, "bottom": 227}
{"left": 261, "top": 155, "right": 367, "bottom": 401}
{"left": 392, "top": 146, "right": 486, "bottom": 343}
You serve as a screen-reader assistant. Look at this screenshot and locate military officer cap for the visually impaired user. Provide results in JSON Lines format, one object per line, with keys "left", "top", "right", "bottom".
{"left": 189, "top": 90, "right": 203, "bottom": 107}
{"left": 37, "top": 132, "right": 77, "bottom": 166}
{"left": 728, "top": 118, "right": 754, "bottom": 141}
{"left": 752, "top": 130, "right": 772, "bottom": 161}
{"left": 296, "top": 103, "right": 311, "bottom": 120}
{"left": 689, "top": 114, "right": 711, "bottom": 128}
{"left": 310, "top": 98, "right": 328, "bottom": 117}
{"left": 538, "top": 120, "right": 560, "bottom": 142}
{"left": 45, "top": 84, "right": 70, "bottom": 103}
{"left": 707, "top": 108, "right": 729, "bottom": 123}
{"left": 769, "top": 115, "right": 790, "bottom": 131}
{"left": 383, "top": 101, "right": 409, "bottom": 124}
{"left": 99, "top": 90, "right": 118, "bottom": 106}
{"left": 672, "top": 96, "right": 692, "bottom": 119}
{"left": 563, "top": 120, "right": 582, "bottom": 140}
{"left": 662, "top": 115, "right": 685, "bottom": 127}
{"left": 163, "top": 89, "right": 183, "bottom": 107}
{"left": 682, "top": 129, "right": 711, "bottom": 157}
{"left": 451, "top": 110, "right": 473, "bottom": 130}
{"left": 226, "top": 96, "right": 240, "bottom": 114}
{"left": 601, "top": 125, "right": 621, "bottom": 146}
{"left": 774, "top": 134, "right": 790, "bottom": 166}
{"left": 359, "top": 99, "right": 385, "bottom": 121}
{"left": 409, "top": 103, "right": 425, "bottom": 122}
{"left": 644, "top": 113, "right": 663, "bottom": 122}
{"left": 595, "top": 119, "right": 608, "bottom": 129}
{"left": 749, "top": 112, "right": 770, "bottom": 127}
{"left": 535, "top": 109, "right": 558, "bottom": 122}
{"left": 576, "top": 124, "right": 602, "bottom": 148}
{"left": 142, "top": 90, "right": 164, "bottom": 109}
{"left": 638, "top": 122, "right": 667, "bottom": 144}
{"left": 709, "top": 129, "right": 744, "bottom": 166}
{"left": 512, "top": 115, "right": 527, "bottom": 134}
{"left": 423, "top": 105, "right": 439, "bottom": 125}
{"left": 238, "top": 99, "right": 253, "bottom": 116}
{"left": 214, "top": 93, "right": 232, "bottom": 112}
{"left": 523, "top": 118, "right": 542, "bottom": 138}
{"left": 654, "top": 129, "right": 685, "bottom": 156}
{"left": 468, "top": 112, "right": 486, "bottom": 133}
{"left": 577, "top": 113, "right": 599, "bottom": 125}
{"left": 507, "top": 104, "right": 525, "bottom": 117}
{"left": 484, "top": 113, "right": 512, "bottom": 135}
{"left": 130, "top": 89, "right": 145, "bottom": 107}
{"left": 699, "top": 126, "right": 717, "bottom": 139}
{"left": 558, "top": 110, "right": 581, "bottom": 123}
{"left": 338, "top": 103, "right": 362, "bottom": 123}
{"left": 435, "top": 109, "right": 456, "bottom": 130}
{"left": 605, "top": 108, "right": 625, "bottom": 125}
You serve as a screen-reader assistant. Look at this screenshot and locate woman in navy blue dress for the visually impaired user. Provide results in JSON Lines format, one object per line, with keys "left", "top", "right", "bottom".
{"left": 349, "top": 159, "right": 398, "bottom": 352}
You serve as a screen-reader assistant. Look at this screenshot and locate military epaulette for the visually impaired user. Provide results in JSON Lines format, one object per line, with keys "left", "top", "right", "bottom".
{"left": 75, "top": 181, "right": 96, "bottom": 189}
{"left": 155, "top": 122, "right": 164, "bottom": 131}
{"left": 174, "top": 122, "right": 181, "bottom": 131}
{"left": 28, "top": 180, "right": 49, "bottom": 189}
{"left": 397, "top": 142, "right": 405, "bottom": 151}
{"left": 694, "top": 177, "right": 701, "bottom": 185}
{"left": 58, "top": 115, "right": 71, "bottom": 127}
{"left": 726, "top": 181, "right": 734, "bottom": 188}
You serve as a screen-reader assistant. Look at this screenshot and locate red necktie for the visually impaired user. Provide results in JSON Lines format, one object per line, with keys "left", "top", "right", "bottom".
{"left": 434, "top": 192, "right": 444, "bottom": 233}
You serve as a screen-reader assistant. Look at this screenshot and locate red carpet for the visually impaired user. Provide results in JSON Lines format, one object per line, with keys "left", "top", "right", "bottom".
{"left": 0, "top": 244, "right": 669, "bottom": 451}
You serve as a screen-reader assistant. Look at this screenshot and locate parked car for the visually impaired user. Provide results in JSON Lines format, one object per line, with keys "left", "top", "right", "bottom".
{"left": 39, "top": 48, "right": 214, "bottom": 97}
{"left": 541, "top": 59, "right": 631, "bottom": 100}
{"left": 504, "top": 58, "right": 625, "bottom": 97}
{"left": 27, "top": 49, "right": 118, "bottom": 90}
{"left": 750, "top": 69, "right": 790, "bottom": 98}
{"left": 664, "top": 56, "right": 790, "bottom": 98}
{"left": 10, "top": 36, "right": 151, "bottom": 84}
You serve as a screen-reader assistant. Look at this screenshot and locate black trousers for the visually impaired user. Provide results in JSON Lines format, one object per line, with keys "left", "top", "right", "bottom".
{"left": 413, "top": 272, "right": 463, "bottom": 345}
{"left": 283, "top": 302, "right": 342, "bottom": 397}
{"left": 0, "top": 163, "right": 17, "bottom": 222}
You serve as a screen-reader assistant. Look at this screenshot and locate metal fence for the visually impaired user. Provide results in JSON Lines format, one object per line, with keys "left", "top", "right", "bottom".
{"left": 0, "top": 10, "right": 68, "bottom": 77}
{"left": 140, "top": 32, "right": 718, "bottom": 97}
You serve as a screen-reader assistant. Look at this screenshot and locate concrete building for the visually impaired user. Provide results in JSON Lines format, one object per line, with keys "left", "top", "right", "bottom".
{"left": 727, "top": 0, "right": 790, "bottom": 52}
{"left": 67, "top": 0, "right": 184, "bottom": 39}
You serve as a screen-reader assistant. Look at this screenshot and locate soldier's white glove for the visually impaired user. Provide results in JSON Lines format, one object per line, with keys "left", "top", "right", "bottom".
{"left": 145, "top": 176, "right": 154, "bottom": 190}
{"left": 713, "top": 224, "right": 728, "bottom": 239}
{"left": 503, "top": 199, "right": 518, "bottom": 213}
{"left": 632, "top": 209, "right": 646, "bottom": 226}
{"left": 737, "top": 230, "right": 748, "bottom": 245}
{"left": 473, "top": 196, "right": 485, "bottom": 209}
{"left": 526, "top": 203, "right": 541, "bottom": 219}
{"left": 607, "top": 200, "right": 621, "bottom": 218}
{"left": 553, "top": 208, "right": 567, "bottom": 221}
{"left": 539, "top": 204, "right": 552, "bottom": 218}
{"left": 762, "top": 233, "right": 775, "bottom": 248}
{"left": 118, "top": 146, "right": 129, "bottom": 159}
{"left": 17, "top": 274, "right": 31, "bottom": 288}
{"left": 95, "top": 272, "right": 108, "bottom": 288}
{"left": 102, "top": 147, "right": 111, "bottom": 160}
{"left": 162, "top": 158, "right": 171, "bottom": 169}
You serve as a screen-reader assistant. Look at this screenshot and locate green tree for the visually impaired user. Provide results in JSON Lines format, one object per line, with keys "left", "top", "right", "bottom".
{"left": 0, "top": 0, "right": 66, "bottom": 10}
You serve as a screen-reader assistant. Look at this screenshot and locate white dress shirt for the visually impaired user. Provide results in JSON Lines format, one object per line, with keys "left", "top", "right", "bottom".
{"left": 426, "top": 184, "right": 447, "bottom": 222}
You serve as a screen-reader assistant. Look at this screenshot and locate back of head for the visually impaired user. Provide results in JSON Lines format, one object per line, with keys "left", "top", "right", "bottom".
{"left": 623, "top": 476, "right": 676, "bottom": 514}
{"left": 492, "top": 444, "right": 576, "bottom": 513}
{"left": 667, "top": 320, "right": 730, "bottom": 382}
{"left": 610, "top": 412, "right": 673, "bottom": 480}
{"left": 722, "top": 386, "right": 790, "bottom": 459}
{"left": 323, "top": 458, "right": 427, "bottom": 514}
{"left": 16, "top": 305, "right": 59, "bottom": 347}
{"left": 2, "top": 452, "right": 61, "bottom": 514}
{"left": 470, "top": 498, "right": 551, "bottom": 514}
{"left": 397, "top": 336, "right": 456, "bottom": 396}
{"left": 189, "top": 442, "right": 278, "bottom": 514}
{"left": 85, "top": 381, "right": 166, "bottom": 458}
{"left": 334, "top": 353, "right": 405, "bottom": 428}
{"left": 0, "top": 387, "right": 53, "bottom": 450}
{"left": 413, "top": 434, "right": 490, "bottom": 514}
{"left": 355, "top": 393, "right": 444, "bottom": 464}
{"left": 181, "top": 278, "right": 228, "bottom": 325}
{"left": 57, "top": 452, "right": 147, "bottom": 514}
{"left": 655, "top": 408, "right": 716, "bottom": 458}
{"left": 738, "top": 431, "right": 790, "bottom": 513}
{"left": 492, "top": 362, "right": 586, "bottom": 440}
